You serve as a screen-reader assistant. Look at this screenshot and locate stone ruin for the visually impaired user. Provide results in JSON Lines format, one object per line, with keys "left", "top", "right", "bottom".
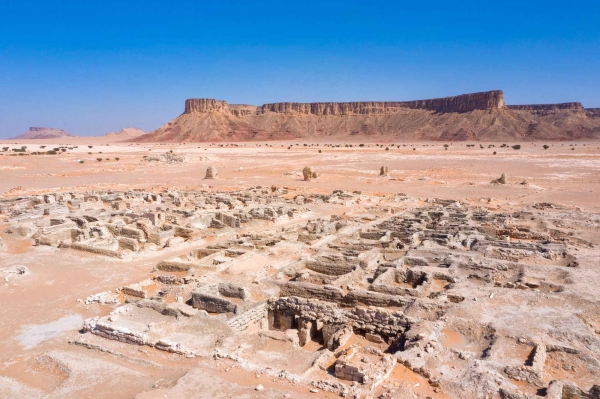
{"left": 303, "top": 166, "right": 317, "bottom": 181}
{"left": 205, "top": 165, "right": 217, "bottom": 179}
{"left": 2, "top": 188, "right": 599, "bottom": 398}
{"left": 492, "top": 172, "right": 507, "bottom": 184}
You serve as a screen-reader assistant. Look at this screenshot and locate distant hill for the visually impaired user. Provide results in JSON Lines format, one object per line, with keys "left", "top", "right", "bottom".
{"left": 103, "top": 127, "right": 146, "bottom": 140}
{"left": 132, "top": 91, "right": 600, "bottom": 142}
{"left": 12, "top": 127, "right": 74, "bottom": 140}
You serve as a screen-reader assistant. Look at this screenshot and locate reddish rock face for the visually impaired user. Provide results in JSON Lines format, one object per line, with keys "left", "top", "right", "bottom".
{"left": 260, "top": 90, "right": 505, "bottom": 115}
{"left": 507, "top": 103, "right": 584, "bottom": 111}
{"left": 132, "top": 90, "right": 600, "bottom": 142}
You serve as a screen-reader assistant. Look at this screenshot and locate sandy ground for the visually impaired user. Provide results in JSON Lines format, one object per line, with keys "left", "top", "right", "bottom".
{"left": 0, "top": 139, "right": 599, "bottom": 398}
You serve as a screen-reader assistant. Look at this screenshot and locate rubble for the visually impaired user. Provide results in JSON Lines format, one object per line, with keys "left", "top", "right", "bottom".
{"left": 2, "top": 187, "right": 599, "bottom": 398}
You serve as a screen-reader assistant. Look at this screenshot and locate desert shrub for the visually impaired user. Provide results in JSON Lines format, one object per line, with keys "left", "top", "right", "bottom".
{"left": 543, "top": 145, "right": 549, "bottom": 150}
{"left": 443, "top": 144, "right": 449, "bottom": 148}
{"left": 53, "top": 148, "right": 60, "bottom": 151}
{"left": 79, "top": 160, "right": 84, "bottom": 163}
{"left": 512, "top": 145, "right": 521, "bottom": 150}
{"left": 40, "top": 146, "right": 46, "bottom": 149}
{"left": 385, "top": 147, "right": 389, "bottom": 151}
{"left": 88, "top": 146, "right": 93, "bottom": 148}
{"left": 2, "top": 147, "right": 9, "bottom": 151}
{"left": 493, "top": 151, "right": 497, "bottom": 155}
{"left": 96, "top": 158, "right": 102, "bottom": 162}
{"left": 318, "top": 150, "right": 322, "bottom": 153}
{"left": 115, "top": 157, "right": 120, "bottom": 161}
{"left": 359, "top": 144, "right": 364, "bottom": 147}
{"left": 47, "top": 150, "right": 57, "bottom": 155}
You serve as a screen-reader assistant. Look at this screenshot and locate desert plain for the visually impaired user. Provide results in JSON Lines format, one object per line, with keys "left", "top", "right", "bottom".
{"left": 0, "top": 138, "right": 599, "bottom": 399}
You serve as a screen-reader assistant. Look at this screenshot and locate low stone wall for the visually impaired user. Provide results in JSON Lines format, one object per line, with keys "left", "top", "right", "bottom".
{"left": 67, "top": 242, "right": 122, "bottom": 258}
{"left": 305, "top": 260, "right": 356, "bottom": 276}
{"left": 269, "top": 296, "right": 409, "bottom": 337}
{"left": 227, "top": 302, "right": 267, "bottom": 333}
{"left": 280, "top": 282, "right": 345, "bottom": 303}
{"left": 191, "top": 290, "right": 237, "bottom": 313}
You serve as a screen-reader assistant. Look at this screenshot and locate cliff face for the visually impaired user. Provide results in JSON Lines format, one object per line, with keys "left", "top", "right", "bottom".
{"left": 260, "top": 90, "right": 505, "bottom": 115}
{"left": 507, "top": 103, "right": 584, "bottom": 111}
{"left": 184, "top": 99, "right": 229, "bottom": 114}
{"left": 134, "top": 90, "right": 600, "bottom": 143}
{"left": 183, "top": 91, "right": 505, "bottom": 116}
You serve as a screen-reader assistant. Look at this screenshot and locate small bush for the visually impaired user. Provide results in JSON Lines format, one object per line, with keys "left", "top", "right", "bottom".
{"left": 493, "top": 151, "right": 497, "bottom": 155}
{"left": 512, "top": 145, "right": 521, "bottom": 150}
{"left": 115, "top": 157, "right": 120, "bottom": 161}
{"left": 96, "top": 158, "right": 102, "bottom": 162}
{"left": 543, "top": 145, "right": 549, "bottom": 150}
{"left": 88, "top": 146, "right": 93, "bottom": 148}
{"left": 47, "top": 150, "right": 57, "bottom": 155}
{"left": 79, "top": 160, "right": 84, "bottom": 163}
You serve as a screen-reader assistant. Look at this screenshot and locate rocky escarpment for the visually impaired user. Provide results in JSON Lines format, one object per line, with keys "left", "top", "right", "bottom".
{"left": 507, "top": 103, "right": 585, "bottom": 111}
{"left": 259, "top": 90, "right": 505, "bottom": 115}
{"left": 12, "top": 127, "right": 74, "bottom": 140}
{"left": 586, "top": 108, "right": 600, "bottom": 118}
{"left": 182, "top": 91, "right": 505, "bottom": 116}
{"left": 134, "top": 90, "right": 600, "bottom": 142}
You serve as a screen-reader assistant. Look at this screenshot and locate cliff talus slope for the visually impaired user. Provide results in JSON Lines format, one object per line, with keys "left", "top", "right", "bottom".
{"left": 135, "top": 91, "right": 600, "bottom": 142}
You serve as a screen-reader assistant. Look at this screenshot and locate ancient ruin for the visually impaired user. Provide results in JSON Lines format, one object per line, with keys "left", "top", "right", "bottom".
{"left": 2, "top": 184, "right": 598, "bottom": 398}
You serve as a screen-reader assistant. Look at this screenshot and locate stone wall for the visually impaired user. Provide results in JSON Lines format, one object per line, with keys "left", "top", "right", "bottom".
{"left": 280, "top": 282, "right": 345, "bottom": 303}
{"left": 227, "top": 302, "right": 268, "bottom": 333}
{"left": 269, "top": 296, "right": 410, "bottom": 337}
{"left": 191, "top": 290, "right": 237, "bottom": 313}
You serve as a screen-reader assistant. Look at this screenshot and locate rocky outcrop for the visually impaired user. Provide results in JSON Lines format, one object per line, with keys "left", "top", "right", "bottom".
{"left": 13, "top": 127, "right": 74, "bottom": 140}
{"left": 133, "top": 90, "right": 600, "bottom": 142}
{"left": 262, "top": 90, "right": 505, "bottom": 115}
{"left": 103, "top": 127, "right": 145, "bottom": 139}
{"left": 507, "top": 103, "right": 584, "bottom": 111}
{"left": 183, "top": 91, "right": 505, "bottom": 116}
{"left": 185, "top": 99, "right": 229, "bottom": 114}
{"left": 587, "top": 108, "right": 600, "bottom": 118}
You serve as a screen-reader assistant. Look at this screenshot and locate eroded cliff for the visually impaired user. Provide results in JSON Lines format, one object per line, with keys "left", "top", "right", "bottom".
{"left": 135, "top": 90, "right": 600, "bottom": 142}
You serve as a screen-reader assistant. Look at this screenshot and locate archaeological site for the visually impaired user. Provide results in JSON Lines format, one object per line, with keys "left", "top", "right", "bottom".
{"left": 1, "top": 135, "right": 599, "bottom": 399}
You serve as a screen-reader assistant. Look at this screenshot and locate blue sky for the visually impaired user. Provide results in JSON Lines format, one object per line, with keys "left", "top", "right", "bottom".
{"left": 1, "top": 0, "right": 599, "bottom": 137}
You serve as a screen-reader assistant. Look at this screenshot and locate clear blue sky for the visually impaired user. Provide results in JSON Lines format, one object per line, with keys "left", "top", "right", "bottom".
{"left": 1, "top": 0, "right": 599, "bottom": 137}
